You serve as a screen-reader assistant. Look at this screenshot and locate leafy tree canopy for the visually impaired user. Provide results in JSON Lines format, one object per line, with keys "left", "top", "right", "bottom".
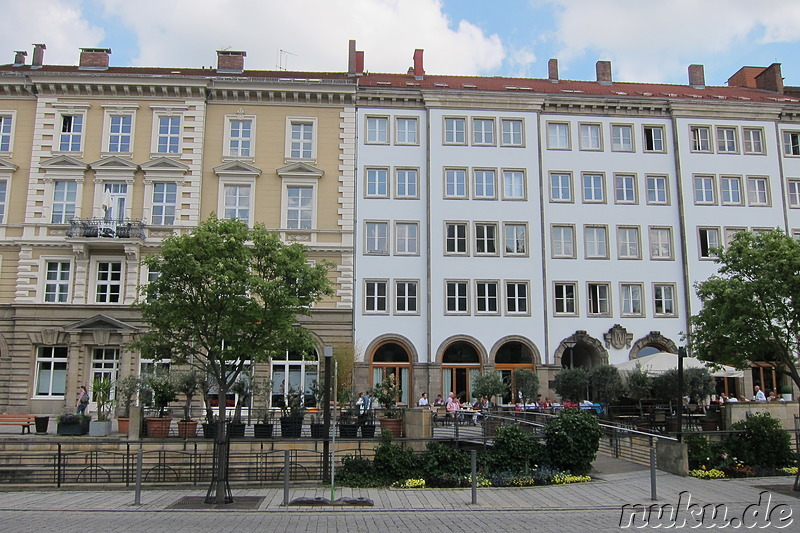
{"left": 588, "top": 364, "right": 623, "bottom": 404}
{"left": 553, "top": 367, "right": 589, "bottom": 403}
{"left": 689, "top": 229, "right": 800, "bottom": 390}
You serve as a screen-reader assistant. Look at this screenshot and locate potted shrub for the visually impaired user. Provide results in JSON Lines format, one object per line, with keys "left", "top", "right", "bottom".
{"left": 230, "top": 370, "right": 255, "bottom": 438}
{"left": 145, "top": 372, "right": 177, "bottom": 438}
{"left": 89, "top": 377, "right": 114, "bottom": 437}
{"left": 373, "top": 374, "right": 403, "bottom": 438}
{"left": 175, "top": 371, "right": 201, "bottom": 439}
{"left": 471, "top": 371, "right": 508, "bottom": 436}
{"left": 308, "top": 379, "right": 327, "bottom": 438}
{"left": 337, "top": 388, "right": 359, "bottom": 438}
{"left": 279, "top": 390, "right": 304, "bottom": 438}
{"left": 780, "top": 385, "right": 793, "bottom": 401}
{"left": 57, "top": 413, "right": 91, "bottom": 435}
{"left": 114, "top": 375, "right": 142, "bottom": 435}
{"left": 253, "top": 377, "right": 274, "bottom": 438}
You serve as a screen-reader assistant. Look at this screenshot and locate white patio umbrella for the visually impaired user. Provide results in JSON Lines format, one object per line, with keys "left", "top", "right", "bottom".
{"left": 615, "top": 351, "right": 744, "bottom": 378}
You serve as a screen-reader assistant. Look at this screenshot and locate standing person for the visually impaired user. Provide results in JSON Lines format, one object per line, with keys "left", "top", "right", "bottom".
{"left": 418, "top": 392, "right": 429, "bottom": 407}
{"left": 753, "top": 385, "right": 767, "bottom": 402}
{"left": 76, "top": 385, "right": 89, "bottom": 414}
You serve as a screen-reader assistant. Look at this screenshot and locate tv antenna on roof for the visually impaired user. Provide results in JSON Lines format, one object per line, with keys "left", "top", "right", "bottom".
{"left": 276, "top": 49, "right": 296, "bottom": 71}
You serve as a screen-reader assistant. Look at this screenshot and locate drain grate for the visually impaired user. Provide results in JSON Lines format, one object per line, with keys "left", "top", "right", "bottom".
{"left": 167, "top": 496, "right": 266, "bottom": 510}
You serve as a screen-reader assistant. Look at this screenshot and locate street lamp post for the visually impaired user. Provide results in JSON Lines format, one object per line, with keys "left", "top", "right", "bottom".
{"left": 677, "top": 346, "right": 686, "bottom": 443}
{"left": 322, "top": 346, "right": 332, "bottom": 481}
{"left": 562, "top": 339, "right": 577, "bottom": 368}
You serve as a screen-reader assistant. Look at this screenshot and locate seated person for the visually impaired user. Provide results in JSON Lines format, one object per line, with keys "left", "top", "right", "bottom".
{"left": 433, "top": 394, "right": 444, "bottom": 406}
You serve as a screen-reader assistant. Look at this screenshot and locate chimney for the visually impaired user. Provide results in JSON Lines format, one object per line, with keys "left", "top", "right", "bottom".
{"left": 13, "top": 50, "right": 27, "bottom": 67}
{"left": 596, "top": 60, "right": 612, "bottom": 84}
{"left": 31, "top": 43, "right": 46, "bottom": 68}
{"left": 347, "top": 39, "right": 364, "bottom": 76}
{"left": 413, "top": 49, "right": 425, "bottom": 79}
{"left": 79, "top": 48, "right": 111, "bottom": 70}
{"left": 755, "top": 63, "right": 784, "bottom": 94}
{"left": 216, "top": 50, "right": 246, "bottom": 73}
{"left": 688, "top": 64, "right": 705, "bottom": 88}
{"left": 548, "top": 58, "right": 559, "bottom": 82}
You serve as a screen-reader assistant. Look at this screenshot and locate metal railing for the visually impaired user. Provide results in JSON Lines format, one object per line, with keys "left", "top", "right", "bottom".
{"left": 67, "top": 218, "right": 146, "bottom": 239}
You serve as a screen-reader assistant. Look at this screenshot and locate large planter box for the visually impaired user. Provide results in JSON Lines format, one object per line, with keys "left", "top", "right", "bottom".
{"left": 89, "top": 420, "right": 112, "bottom": 437}
{"left": 253, "top": 423, "right": 273, "bottom": 438}
{"left": 57, "top": 416, "right": 90, "bottom": 436}
{"left": 280, "top": 416, "right": 304, "bottom": 438}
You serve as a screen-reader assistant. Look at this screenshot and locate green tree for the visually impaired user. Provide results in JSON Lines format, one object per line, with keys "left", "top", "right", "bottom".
{"left": 553, "top": 367, "right": 589, "bottom": 403}
{"left": 623, "top": 364, "right": 652, "bottom": 403}
{"left": 689, "top": 229, "right": 800, "bottom": 400}
{"left": 134, "top": 216, "right": 332, "bottom": 502}
{"left": 471, "top": 371, "right": 507, "bottom": 406}
{"left": 651, "top": 368, "right": 715, "bottom": 404}
{"left": 588, "top": 364, "right": 623, "bottom": 405}
{"left": 513, "top": 368, "right": 540, "bottom": 406}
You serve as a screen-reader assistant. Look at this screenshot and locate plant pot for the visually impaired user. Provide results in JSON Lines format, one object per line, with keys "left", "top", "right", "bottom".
{"left": 145, "top": 417, "right": 172, "bottom": 438}
{"left": 700, "top": 418, "right": 718, "bottom": 431}
{"left": 57, "top": 417, "right": 90, "bottom": 436}
{"left": 254, "top": 423, "right": 273, "bottom": 438}
{"left": 379, "top": 417, "right": 402, "bottom": 438}
{"left": 339, "top": 423, "right": 358, "bottom": 438}
{"left": 89, "top": 419, "right": 112, "bottom": 437}
{"left": 229, "top": 422, "right": 246, "bottom": 438}
{"left": 177, "top": 420, "right": 198, "bottom": 439}
{"left": 782, "top": 394, "right": 792, "bottom": 401}
{"left": 202, "top": 422, "right": 216, "bottom": 439}
{"left": 34, "top": 416, "right": 49, "bottom": 434}
{"left": 117, "top": 417, "right": 130, "bottom": 435}
{"left": 360, "top": 424, "right": 376, "bottom": 438}
{"left": 310, "top": 423, "right": 327, "bottom": 439}
{"left": 280, "top": 415, "right": 304, "bottom": 438}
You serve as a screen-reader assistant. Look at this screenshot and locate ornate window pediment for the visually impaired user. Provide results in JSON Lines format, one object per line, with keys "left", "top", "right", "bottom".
{"left": 213, "top": 160, "right": 262, "bottom": 178}
{"left": 276, "top": 161, "right": 324, "bottom": 180}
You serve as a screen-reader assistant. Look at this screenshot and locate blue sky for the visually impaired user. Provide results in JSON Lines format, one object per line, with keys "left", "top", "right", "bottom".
{"left": 3, "top": 0, "right": 800, "bottom": 87}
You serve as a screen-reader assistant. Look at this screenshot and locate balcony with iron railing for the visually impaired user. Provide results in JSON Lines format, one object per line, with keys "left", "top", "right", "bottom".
{"left": 67, "top": 218, "right": 146, "bottom": 240}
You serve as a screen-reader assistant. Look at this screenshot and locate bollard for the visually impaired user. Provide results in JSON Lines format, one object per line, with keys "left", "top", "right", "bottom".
{"left": 471, "top": 449, "right": 477, "bottom": 505}
{"left": 134, "top": 445, "right": 143, "bottom": 505}
{"left": 650, "top": 447, "right": 657, "bottom": 501}
{"left": 283, "top": 450, "right": 290, "bottom": 506}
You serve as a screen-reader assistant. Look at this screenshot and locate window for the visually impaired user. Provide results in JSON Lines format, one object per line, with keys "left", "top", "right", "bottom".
{"left": 649, "top": 227, "right": 673, "bottom": 260}
{"left": 554, "top": 282, "right": 577, "bottom": 315}
{"left": 720, "top": 176, "right": 742, "bottom": 205}
{"left": 614, "top": 174, "right": 637, "bottom": 204}
{"left": 95, "top": 261, "right": 122, "bottom": 303}
{"left": 588, "top": 283, "right": 610, "bottom": 315}
{"left": 611, "top": 124, "right": 633, "bottom": 151}
{"left": 289, "top": 120, "right": 314, "bottom": 159}
{"left": 59, "top": 114, "right": 83, "bottom": 152}
{"left": 691, "top": 126, "right": 711, "bottom": 152}
{"left": 366, "top": 116, "right": 389, "bottom": 144}
{"left": 617, "top": 226, "right": 641, "bottom": 259}
{"left": 51, "top": 181, "right": 77, "bottom": 224}
{"left": 643, "top": 126, "right": 665, "bottom": 152}
{"left": 743, "top": 128, "right": 764, "bottom": 154}
{"left": 0, "top": 114, "right": 12, "bottom": 152}
{"left": 473, "top": 118, "right": 495, "bottom": 145}
{"left": 473, "top": 169, "right": 496, "bottom": 199}
{"left": 365, "top": 222, "right": 389, "bottom": 254}
{"left": 286, "top": 186, "right": 313, "bottom": 229}
{"left": 151, "top": 182, "right": 177, "bottom": 225}
{"left": 35, "top": 346, "right": 67, "bottom": 397}
{"left": 783, "top": 131, "right": 800, "bottom": 156}
{"left": 549, "top": 172, "right": 572, "bottom": 202}
{"left": 444, "top": 117, "right": 466, "bottom": 144}
{"left": 579, "top": 123, "right": 601, "bottom": 150}
{"left": 223, "top": 184, "right": 250, "bottom": 222}
{"left": 551, "top": 225, "right": 575, "bottom": 258}
{"left": 646, "top": 175, "right": 668, "bottom": 204}
{"left": 445, "top": 281, "right": 469, "bottom": 313}
{"left": 156, "top": 116, "right": 180, "bottom": 154}
{"left": 226, "top": 118, "right": 253, "bottom": 157}
{"left": 444, "top": 168, "right": 467, "bottom": 198}
{"left": 584, "top": 226, "right": 608, "bottom": 259}
{"left": 547, "top": 122, "right": 570, "bottom": 149}
{"left": 102, "top": 182, "right": 128, "bottom": 222}
{"left": 699, "top": 227, "right": 720, "bottom": 258}
{"left": 366, "top": 168, "right": 389, "bottom": 198}
{"left": 396, "top": 117, "right": 418, "bottom": 145}
{"left": 0, "top": 179, "right": 6, "bottom": 223}
{"left": 396, "top": 169, "right": 418, "bottom": 198}
{"left": 582, "top": 173, "right": 605, "bottom": 203}
{"left": 693, "top": 175, "right": 715, "bottom": 204}
{"left": 654, "top": 284, "right": 676, "bottom": 316}
{"left": 395, "top": 222, "right": 418, "bottom": 255}
{"left": 502, "top": 170, "right": 525, "bottom": 199}
{"left": 724, "top": 227, "right": 746, "bottom": 247}
{"left": 395, "top": 280, "right": 418, "bottom": 314}
{"left": 621, "top": 283, "right": 643, "bottom": 316}
{"left": 365, "top": 280, "right": 388, "bottom": 313}
{"left": 44, "top": 261, "right": 70, "bottom": 303}
{"left": 445, "top": 223, "right": 467, "bottom": 254}
{"left": 717, "top": 127, "right": 738, "bottom": 153}
{"left": 475, "top": 223, "right": 497, "bottom": 255}
{"left": 504, "top": 223, "right": 527, "bottom": 256}
{"left": 505, "top": 282, "right": 528, "bottom": 315}
{"left": 789, "top": 180, "right": 800, "bottom": 208}
{"left": 501, "top": 119, "right": 523, "bottom": 146}
{"left": 476, "top": 281, "right": 499, "bottom": 314}
{"left": 107, "top": 115, "right": 132, "bottom": 153}
{"left": 747, "top": 177, "right": 769, "bottom": 206}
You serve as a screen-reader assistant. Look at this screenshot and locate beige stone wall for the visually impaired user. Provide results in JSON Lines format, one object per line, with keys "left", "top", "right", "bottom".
{"left": 722, "top": 401, "right": 800, "bottom": 430}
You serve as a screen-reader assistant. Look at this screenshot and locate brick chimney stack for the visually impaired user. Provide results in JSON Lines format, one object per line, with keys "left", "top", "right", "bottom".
{"left": 347, "top": 39, "right": 364, "bottom": 76}
{"left": 548, "top": 58, "right": 559, "bottom": 82}
{"left": 413, "top": 49, "right": 425, "bottom": 79}
{"left": 688, "top": 64, "right": 705, "bottom": 88}
{"left": 13, "top": 51, "right": 27, "bottom": 66}
{"left": 596, "top": 60, "right": 612, "bottom": 84}
{"left": 31, "top": 43, "right": 46, "bottom": 68}
{"left": 755, "top": 63, "right": 784, "bottom": 94}
{"left": 79, "top": 48, "right": 112, "bottom": 70}
{"left": 216, "top": 50, "right": 246, "bottom": 73}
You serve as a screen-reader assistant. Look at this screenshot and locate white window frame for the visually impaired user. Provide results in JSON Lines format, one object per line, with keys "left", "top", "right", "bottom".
{"left": 473, "top": 169, "right": 496, "bottom": 199}
{"left": 0, "top": 178, "right": 7, "bottom": 224}
{"left": 100, "top": 105, "right": 137, "bottom": 155}
{"left": 587, "top": 282, "right": 611, "bottom": 316}
{"left": 611, "top": 124, "right": 634, "bottom": 152}
{"left": 444, "top": 168, "right": 468, "bottom": 199}
{"left": 614, "top": 174, "right": 637, "bottom": 204}
{"left": 643, "top": 125, "right": 665, "bottom": 153}
{"left": 365, "top": 116, "right": 389, "bottom": 144}
{"left": 554, "top": 282, "right": 578, "bottom": 316}
{"left": 34, "top": 346, "right": 68, "bottom": 398}
{"left": 621, "top": 283, "right": 644, "bottom": 317}
{"left": 547, "top": 122, "right": 570, "bottom": 150}
{"left": 150, "top": 108, "right": 184, "bottom": 155}
{"left": 582, "top": 173, "right": 605, "bottom": 203}
{"left": 51, "top": 180, "right": 79, "bottom": 224}
{"left": 472, "top": 117, "right": 495, "bottom": 146}
{"left": 283, "top": 182, "right": 316, "bottom": 230}
{"left": 475, "top": 280, "right": 500, "bottom": 315}
{"left": 223, "top": 115, "right": 255, "bottom": 159}
{"left": 549, "top": 172, "right": 573, "bottom": 202}
{"left": 716, "top": 126, "right": 738, "bottom": 154}
{"left": 365, "top": 167, "right": 389, "bottom": 198}
{"left": 783, "top": 131, "right": 800, "bottom": 156}
{"left": 443, "top": 117, "right": 466, "bottom": 145}
{"left": 693, "top": 175, "right": 716, "bottom": 205}
{"left": 502, "top": 169, "right": 526, "bottom": 200}
{"left": 584, "top": 225, "right": 609, "bottom": 259}
{"left": 444, "top": 222, "right": 468, "bottom": 255}
{"left": 220, "top": 181, "right": 252, "bottom": 225}
{"left": 365, "top": 221, "right": 389, "bottom": 255}
{"left": 56, "top": 110, "right": 86, "bottom": 153}
{"left": 698, "top": 227, "right": 721, "bottom": 259}
{"left": 286, "top": 117, "right": 317, "bottom": 161}
{"left": 691, "top": 125, "right": 711, "bottom": 152}
{"left": 364, "top": 279, "right": 389, "bottom": 314}
{"left": 395, "top": 116, "right": 419, "bottom": 145}
{"left": 42, "top": 259, "right": 71, "bottom": 303}
{"left": 617, "top": 226, "right": 641, "bottom": 259}
{"left": 474, "top": 222, "right": 499, "bottom": 256}
{"left": 150, "top": 181, "right": 178, "bottom": 225}
{"left": 395, "top": 168, "right": 419, "bottom": 199}
{"left": 551, "top": 224, "right": 576, "bottom": 259}
{"left": 445, "top": 280, "right": 469, "bottom": 315}
{"left": 720, "top": 176, "right": 743, "bottom": 205}
{"left": 0, "top": 111, "right": 15, "bottom": 154}
{"left": 503, "top": 223, "right": 528, "bottom": 257}
{"left": 645, "top": 175, "right": 669, "bottom": 205}
{"left": 93, "top": 258, "right": 124, "bottom": 304}
{"left": 500, "top": 118, "right": 524, "bottom": 147}
{"left": 653, "top": 283, "right": 677, "bottom": 317}
{"left": 395, "top": 279, "right": 419, "bottom": 315}
{"left": 505, "top": 281, "right": 529, "bottom": 316}
{"left": 788, "top": 180, "right": 800, "bottom": 208}
{"left": 394, "top": 221, "right": 419, "bottom": 255}
{"left": 743, "top": 127, "right": 765, "bottom": 155}
{"left": 578, "top": 123, "right": 602, "bottom": 151}
{"left": 746, "top": 176, "right": 770, "bottom": 206}
{"left": 649, "top": 226, "right": 673, "bottom": 260}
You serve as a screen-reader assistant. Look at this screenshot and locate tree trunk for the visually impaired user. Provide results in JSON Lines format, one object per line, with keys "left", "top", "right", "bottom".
{"left": 214, "top": 389, "right": 229, "bottom": 504}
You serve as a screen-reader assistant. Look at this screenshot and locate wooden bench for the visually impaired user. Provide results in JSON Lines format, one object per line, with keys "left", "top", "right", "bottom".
{"left": 0, "top": 414, "right": 36, "bottom": 434}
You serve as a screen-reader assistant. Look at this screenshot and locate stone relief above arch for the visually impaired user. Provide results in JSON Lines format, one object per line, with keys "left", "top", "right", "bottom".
{"left": 435, "top": 334, "right": 487, "bottom": 366}
{"left": 488, "top": 335, "right": 542, "bottom": 366}
{"left": 363, "top": 334, "right": 420, "bottom": 364}
{"left": 628, "top": 331, "right": 678, "bottom": 360}
{"left": 553, "top": 330, "right": 609, "bottom": 367}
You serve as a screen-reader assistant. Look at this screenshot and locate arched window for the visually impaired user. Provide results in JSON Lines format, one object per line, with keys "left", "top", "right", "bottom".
{"left": 495, "top": 341, "right": 535, "bottom": 404}
{"left": 371, "top": 342, "right": 411, "bottom": 405}
{"left": 442, "top": 341, "right": 481, "bottom": 402}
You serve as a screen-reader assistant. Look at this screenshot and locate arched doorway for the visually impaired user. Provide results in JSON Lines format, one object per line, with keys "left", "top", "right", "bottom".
{"left": 495, "top": 341, "right": 536, "bottom": 404}
{"left": 441, "top": 341, "right": 481, "bottom": 402}
{"left": 557, "top": 331, "right": 608, "bottom": 369}
{"left": 371, "top": 341, "right": 411, "bottom": 406}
